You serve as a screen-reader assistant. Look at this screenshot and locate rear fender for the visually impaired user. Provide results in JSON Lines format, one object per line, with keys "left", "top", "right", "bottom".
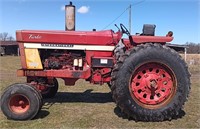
{"left": 130, "top": 35, "right": 173, "bottom": 44}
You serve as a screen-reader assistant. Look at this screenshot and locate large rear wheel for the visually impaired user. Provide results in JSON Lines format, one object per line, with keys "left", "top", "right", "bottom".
{"left": 111, "top": 43, "right": 190, "bottom": 121}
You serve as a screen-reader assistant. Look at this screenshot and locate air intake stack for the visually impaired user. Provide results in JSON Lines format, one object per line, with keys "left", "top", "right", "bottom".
{"left": 65, "top": 1, "right": 75, "bottom": 31}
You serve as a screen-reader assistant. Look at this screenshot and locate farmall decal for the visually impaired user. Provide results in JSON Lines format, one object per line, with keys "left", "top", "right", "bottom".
{"left": 29, "top": 34, "right": 42, "bottom": 39}
{"left": 41, "top": 44, "right": 74, "bottom": 48}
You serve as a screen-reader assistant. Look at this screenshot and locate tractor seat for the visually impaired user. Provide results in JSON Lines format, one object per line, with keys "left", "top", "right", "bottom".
{"left": 140, "top": 24, "right": 156, "bottom": 36}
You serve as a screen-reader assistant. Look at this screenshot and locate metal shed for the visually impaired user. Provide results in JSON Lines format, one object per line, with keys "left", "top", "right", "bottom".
{"left": 0, "top": 41, "right": 19, "bottom": 56}
{"left": 166, "top": 43, "right": 188, "bottom": 61}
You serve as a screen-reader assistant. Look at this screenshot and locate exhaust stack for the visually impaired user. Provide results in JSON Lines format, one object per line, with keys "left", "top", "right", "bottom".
{"left": 65, "top": 1, "right": 75, "bottom": 31}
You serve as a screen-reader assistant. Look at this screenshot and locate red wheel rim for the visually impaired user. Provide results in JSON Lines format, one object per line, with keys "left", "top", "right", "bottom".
{"left": 129, "top": 62, "right": 177, "bottom": 109}
{"left": 9, "top": 94, "right": 30, "bottom": 114}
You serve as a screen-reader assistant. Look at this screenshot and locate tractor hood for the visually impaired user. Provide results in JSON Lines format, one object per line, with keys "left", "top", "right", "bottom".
{"left": 16, "top": 30, "right": 122, "bottom": 46}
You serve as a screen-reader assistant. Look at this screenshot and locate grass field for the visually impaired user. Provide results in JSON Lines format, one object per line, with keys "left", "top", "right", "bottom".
{"left": 180, "top": 54, "right": 200, "bottom": 73}
{"left": 0, "top": 55, "right": 200, "bottom": 128}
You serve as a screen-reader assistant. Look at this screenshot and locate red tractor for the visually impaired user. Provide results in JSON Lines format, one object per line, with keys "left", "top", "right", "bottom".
{"left": 0, "top": 23, "right": 190, "bottom": 121}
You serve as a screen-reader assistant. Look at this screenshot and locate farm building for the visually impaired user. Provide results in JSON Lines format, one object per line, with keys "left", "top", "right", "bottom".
{"left": 0, "top": 41, "right": 19, "bottom": 56}
{"left": 166, "top": 43, "right": 188, "bottom": 61}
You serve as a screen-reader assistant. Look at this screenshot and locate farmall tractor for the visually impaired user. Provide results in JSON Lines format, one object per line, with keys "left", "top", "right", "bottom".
{"left": 0, "top": 3, "right": 190, "bottom": 122}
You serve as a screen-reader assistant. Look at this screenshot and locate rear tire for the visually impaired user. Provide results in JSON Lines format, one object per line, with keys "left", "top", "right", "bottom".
{"left": 111, "top": 40, "right": 125, "bottom": 100}
{"left": 1, "top": 83, "right": 42, "bottom": 120}
{"left": 111, "top": 43, "right": 190, "bottom": 121}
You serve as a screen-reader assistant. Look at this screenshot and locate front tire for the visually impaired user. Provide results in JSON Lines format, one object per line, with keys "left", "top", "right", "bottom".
{"left": 111, "top": 43, "right": 190, "bottom": 121}
{"left": 1, "top": 83, "right": 42, "bottom": 120}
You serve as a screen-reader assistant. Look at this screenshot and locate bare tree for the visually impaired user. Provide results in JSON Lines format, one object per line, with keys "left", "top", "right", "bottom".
{"left": 7, "top": 36, "right": 15, "bottom": 41}
{"left": 0, "top": 32, "right": 15, "bottom": 41}
{"left": 186, "top": 42, "right": 200, "bottom": 54}
{"left": 0, "top": 32, "right": 8, "bottom": 41}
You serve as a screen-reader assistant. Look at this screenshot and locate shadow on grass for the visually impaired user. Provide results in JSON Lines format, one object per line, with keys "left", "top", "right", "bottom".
{"left": 33, "top": 110, "right": 50, "bottom": 120}
{"left": 43, "top": 89, "right": 113, "bottom": 109}
{"left": 114, "top": 106, "right": 186, "bottom": 122}
{"left": 33, "top": 90, "right": 186, "bottom": 121}
{"left": 32, "top": 89, "right": 113, "bottom": 119}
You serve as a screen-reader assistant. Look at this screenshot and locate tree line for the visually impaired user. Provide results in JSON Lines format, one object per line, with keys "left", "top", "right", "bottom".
{"left": 186, "top": 42, "right": 200, "bottom": 54}
{"left": 0, "top": 32, "right": 15, "bottom": 41}
{"left": 0, "top": 32, "right": 199, "bottom": 54}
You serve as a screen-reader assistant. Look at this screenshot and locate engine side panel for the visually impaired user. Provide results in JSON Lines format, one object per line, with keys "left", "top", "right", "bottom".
{"left": 18, "top": 42, "right": 114, "bottom": 85}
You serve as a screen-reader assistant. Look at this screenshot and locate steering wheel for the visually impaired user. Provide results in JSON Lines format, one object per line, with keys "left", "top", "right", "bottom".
{"left": 120, "top": 23, "right": 130, "bottom": 36}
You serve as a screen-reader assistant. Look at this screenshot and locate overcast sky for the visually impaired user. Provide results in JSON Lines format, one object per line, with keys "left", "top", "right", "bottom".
{"left": 0, "top": 0, "right": 199, "bottom": 44}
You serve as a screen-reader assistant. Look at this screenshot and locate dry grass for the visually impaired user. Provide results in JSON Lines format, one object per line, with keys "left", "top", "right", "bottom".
{"left": 180, "top": 54, "right": 200, "bottom": 73}
{"left": 0, "top": 56, "right": 199, "bottom": 128}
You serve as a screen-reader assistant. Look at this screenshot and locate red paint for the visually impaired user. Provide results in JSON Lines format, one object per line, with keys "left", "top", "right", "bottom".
{"left": 16, "top": 27, "right": 173, "bottom": 85}
{"left": 63, "top": 78, "right": 78, "bottom": 85}
{"left": 123, "top": 35, "right": 173, "bottom": 50}
{"left": 18, "top": 43, "right": 27, "bottom": 69}
{"left": 29, "top": 81, "right": 48, "bottom": 92}
{"left": 91, "top": 68, "right": 112, "bottom": 84}
{"left": 16, "top": 30, "right": 121, "bottom": 46}
{"left": 9, "top": 94, "right": 30, "bottom": 114}
{"left": 131, "top": 35, "right": 173, "bottom": 43}
{"left": 123, "top": 39, "right": 133, "bottom": 50}
{"left": 92, "top": 72, "right": 102, "bottom": 84}
{"left": 130, "top": 63, "right": 175, "bottom": 105}
{"left": 101, "top": 68, "right": 112, "bottom": 83}
{"left": 24, "top": 68, "right": 91, "bottom": 79}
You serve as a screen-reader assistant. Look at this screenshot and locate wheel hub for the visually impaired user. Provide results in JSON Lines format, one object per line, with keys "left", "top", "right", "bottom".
{"left": 149, "top": 79, "right": 157, "bottom": 88}
{"left": 130, "top": 62, "right": 176, "bottom": 107}
{"left": 9, "top": 94, "right": 30, "bottom": 114}
{"left": 145, "top": 74, "right": 158, "bottom": 89}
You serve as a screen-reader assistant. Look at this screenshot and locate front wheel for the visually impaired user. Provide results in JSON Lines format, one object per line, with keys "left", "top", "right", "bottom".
{"left": 111, "top": 43, "right": 190, "bottom": 121}
{"left": 1, "top": 83, "right": 42, "bottom": 120}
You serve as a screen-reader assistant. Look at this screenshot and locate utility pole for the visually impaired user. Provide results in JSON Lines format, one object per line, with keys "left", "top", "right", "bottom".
{"left": 129, "top": 4, "right": 132, "bottom": 34}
